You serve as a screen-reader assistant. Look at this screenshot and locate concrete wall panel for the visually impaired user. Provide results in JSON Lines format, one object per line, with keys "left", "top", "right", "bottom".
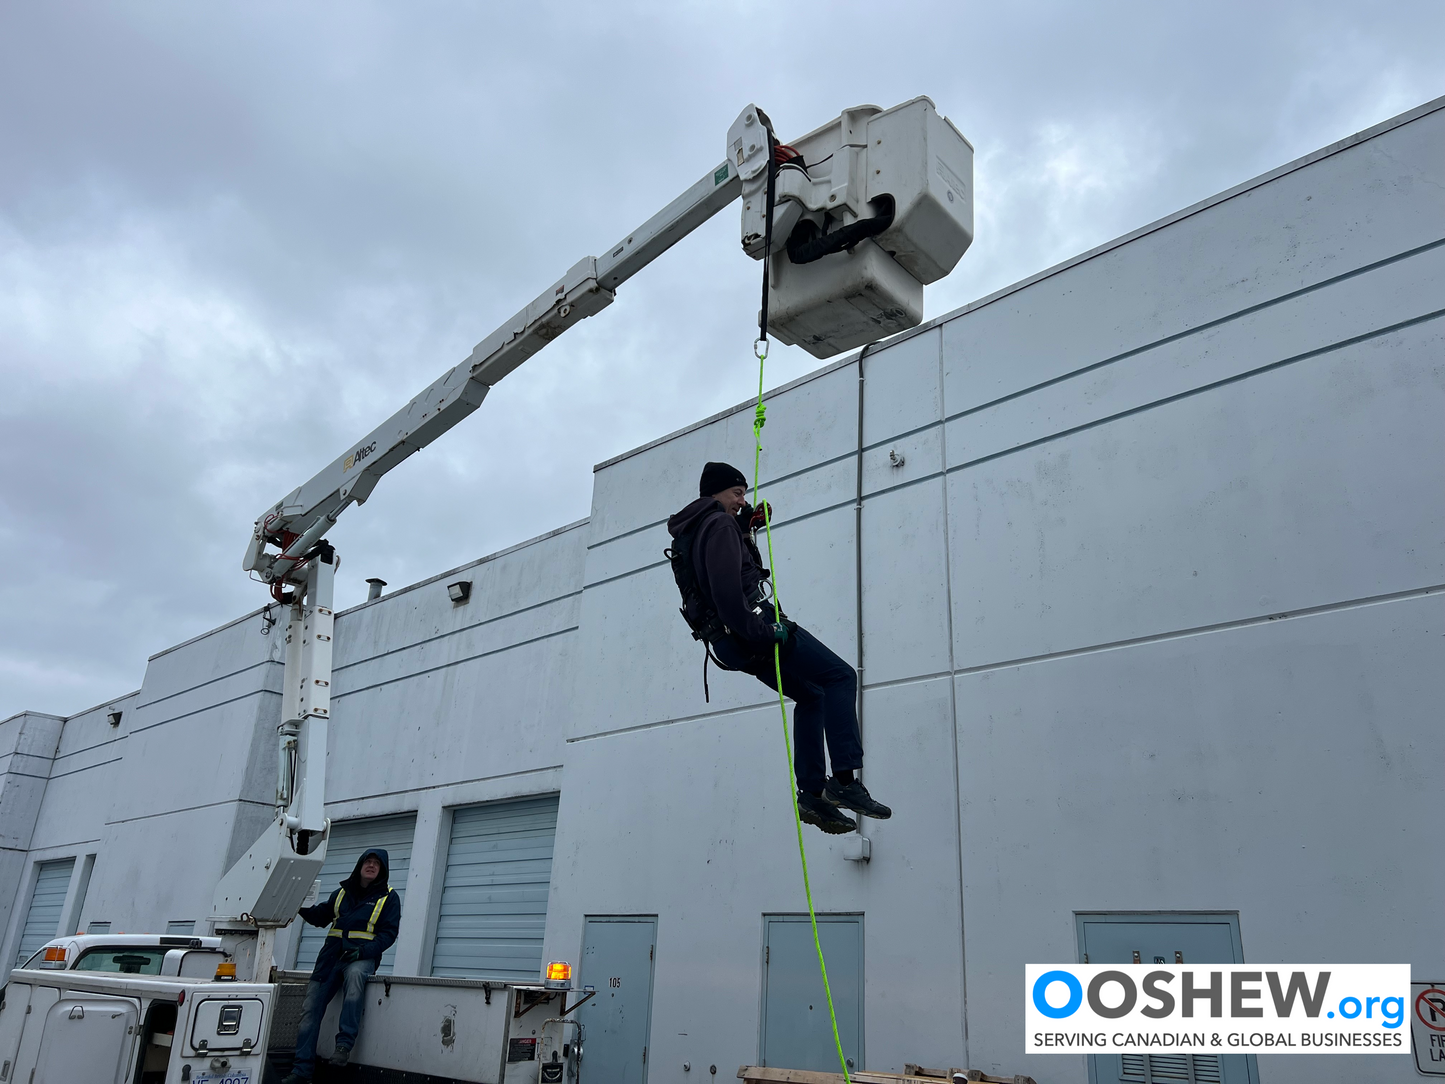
{"left": 588, "top": 363, "right": 857, "bottom": 545}
{"left": 548, "top": 676, "right": 967, "bottom": 1076}
{"left": 86, "top": 802, "right": 264, "bottom": 935}
{"left": 139, "top": 610, "right": 275, "bottom": 705}
{"left": 583, "top": 522, "right": 670, "bottom": 588}
{"left": 945, "top": 242, "right": 1445, "bottom": 471}
{"left": 956, "top": 592, "right": 1440, "bottom": 1084}
{"left": 327, "top": 632, "right": 575, "bottom": 800}
{"left": 862, "top": 328, "right": 942, "bottom": 446}
{"left": 860, "top": 478, "right": 952, "bottom": 686}
{"left": 331, "top": 596, "right": 578, "bottom": 703}
{"left": 853, "top": 675, "right": 966, "bottom": 1070}
{"left": 941, "top": 108, "right": 1445, "bottom": 417}
{"left": 334, "top": 524, "right": 586, "bottom": 669}
{"left": 767, "top": 505, "right": 858, "bottom": 662}
{"left": 948, "top": 321, "right": 1445, "bottom": 669}
{"left": 0, "top": 714, "right": 62, "bottom": 850}
{"left": 861, "top": 426, "right": 942, "bottom": 498}
{"left": 0, "top": 712, "right": 65, "bottom": 960}
{"left": 118, "top": 688, "right": 281, "bottom": 811}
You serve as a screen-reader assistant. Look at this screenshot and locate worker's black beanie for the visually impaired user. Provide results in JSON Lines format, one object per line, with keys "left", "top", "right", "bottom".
{"left": 699, "top": 461, "right": 748, "bottom": 497}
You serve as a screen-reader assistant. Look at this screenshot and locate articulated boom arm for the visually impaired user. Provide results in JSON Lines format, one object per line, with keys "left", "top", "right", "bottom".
{"left": 211, "top": 546, "right": 336, "bottom": 969}
{"left": 218, "top": 115, "right": 747, "bottom": 975}
{"left": 242, "top": 155, "right": 744, "bottom": 587}
{"left": 242, "top": 96, "right": 973, "bottom": 584}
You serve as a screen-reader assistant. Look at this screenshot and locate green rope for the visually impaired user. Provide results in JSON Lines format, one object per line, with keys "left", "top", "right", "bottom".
{"left": 750, "top": 342, "right": 852, "bottom": 1084}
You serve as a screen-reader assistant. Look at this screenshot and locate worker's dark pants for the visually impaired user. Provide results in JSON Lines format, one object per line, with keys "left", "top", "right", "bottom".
{"left": 292, "top": 957, "right": 377, "bottom": 1075}
{"left": 713, "top": 623, "right": 863, "bottom": 795}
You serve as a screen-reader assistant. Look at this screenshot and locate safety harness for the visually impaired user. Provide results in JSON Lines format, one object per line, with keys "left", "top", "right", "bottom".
{"left": 666, "top": 509, "right": 781, "bottom": 701}
{"left": 664, "top": 517, "right": 729, "bottom": 646}
{"left": 325, "top": 884, "right": 393, "bottom": 943}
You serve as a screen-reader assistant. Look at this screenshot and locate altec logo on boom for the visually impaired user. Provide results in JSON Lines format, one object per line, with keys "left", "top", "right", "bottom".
{"left": 344, "top": 441, "right": 377, "bottom": 472}
{"left": 1025, "top": 964, "right": 1410, "bottom": 1055}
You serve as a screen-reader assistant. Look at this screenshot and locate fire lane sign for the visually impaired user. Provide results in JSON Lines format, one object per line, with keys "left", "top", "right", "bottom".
{"left": 1411, "top": 982, "right": 1445, "bottom": 1075}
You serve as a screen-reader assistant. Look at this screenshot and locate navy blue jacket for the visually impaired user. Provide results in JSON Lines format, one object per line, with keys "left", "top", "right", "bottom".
{"left": 667, "top": 497, "right": 775, "bottom": 645}
{"left": 298, "top": 848, "right": 401, "bottom": 983}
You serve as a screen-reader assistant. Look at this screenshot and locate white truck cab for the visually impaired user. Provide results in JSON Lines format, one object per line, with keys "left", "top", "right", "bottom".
{"left": 17, "top": 934, "right": 230, "bottom": 981}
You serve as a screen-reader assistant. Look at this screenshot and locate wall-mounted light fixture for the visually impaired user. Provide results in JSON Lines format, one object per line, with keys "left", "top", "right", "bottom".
{"left": 447, "top": 580, "right": 472, "bottom": 604}
{"left": 107, "top": 710, "right": 123, "bottom": 728}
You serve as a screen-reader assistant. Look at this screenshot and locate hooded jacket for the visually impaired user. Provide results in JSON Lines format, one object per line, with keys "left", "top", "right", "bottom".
{"left": 298, "top": 847, "right": 402, "bottom": 983}
{"left": 666, "top": 497, "right": 775, "bottom": 646}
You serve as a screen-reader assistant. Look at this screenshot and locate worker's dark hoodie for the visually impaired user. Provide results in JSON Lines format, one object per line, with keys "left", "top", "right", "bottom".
{"left": 667, "top": 497, "right": 775, "bottom": 646}
{"left": 298, "top": 848, "right": 401, "bottom": 982}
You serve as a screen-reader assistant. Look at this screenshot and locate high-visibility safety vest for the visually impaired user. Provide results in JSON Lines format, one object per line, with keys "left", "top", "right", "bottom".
{"left": 325, "top": 884, "right": 393, "bottom": 942}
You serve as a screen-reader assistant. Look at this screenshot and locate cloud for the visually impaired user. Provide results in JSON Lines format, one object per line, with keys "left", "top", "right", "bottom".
{"left": 2, "top": 0, "right": 1442, "bottom": 718}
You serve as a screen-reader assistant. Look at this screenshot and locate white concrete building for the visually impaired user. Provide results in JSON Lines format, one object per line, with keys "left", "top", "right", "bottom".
{"left": 3, "top": 95, "right": 1441, "bottom": 1084}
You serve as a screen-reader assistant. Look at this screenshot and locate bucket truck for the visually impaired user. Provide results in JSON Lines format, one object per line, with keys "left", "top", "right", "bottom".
{"left": 0, "top": 98, "right": 973, "bottom": 1084}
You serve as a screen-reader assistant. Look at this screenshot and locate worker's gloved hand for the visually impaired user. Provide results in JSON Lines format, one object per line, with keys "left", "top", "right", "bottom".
{"left": 769, "top": 622, "right": 789, "bottom": 644}
{"left": 747, "top": 501, "right": 773, "bottom": 532}
{"left": 341, "top": 949, "right": 361, "bottom": 964}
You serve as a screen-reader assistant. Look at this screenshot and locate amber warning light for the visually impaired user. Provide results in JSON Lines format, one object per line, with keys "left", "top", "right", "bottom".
{"left": 41, "top": 946, "right": 67, "bottom": 968}
{"left": 545, "top": 961, "right": 571, "bottom": 989}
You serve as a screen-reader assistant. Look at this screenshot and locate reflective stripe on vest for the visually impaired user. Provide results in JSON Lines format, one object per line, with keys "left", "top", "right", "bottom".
{"left": 325, "top": 885, "right": 392, "bottom": 941}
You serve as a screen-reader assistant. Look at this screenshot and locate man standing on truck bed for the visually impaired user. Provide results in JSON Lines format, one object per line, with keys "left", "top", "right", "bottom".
{"left": 667, "top": 461, "right": 892, "bottom": 835}
{"left": 284, "top": 848, "right": 401, "bottom": 1083}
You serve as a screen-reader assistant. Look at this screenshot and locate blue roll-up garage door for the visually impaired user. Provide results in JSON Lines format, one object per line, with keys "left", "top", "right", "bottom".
{"left": 430, "top": 795, "right": 559, "bottom": 981}
{"left": 293, "top": 813, "right": 416, "bottom": 976}
{"left": 14, "top": 858, "right": 75, "bottom": 966}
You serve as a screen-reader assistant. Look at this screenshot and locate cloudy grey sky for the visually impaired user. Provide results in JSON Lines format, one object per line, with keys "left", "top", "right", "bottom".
{"left": 2, "top": 0, "right": 1441, "bottom": 721}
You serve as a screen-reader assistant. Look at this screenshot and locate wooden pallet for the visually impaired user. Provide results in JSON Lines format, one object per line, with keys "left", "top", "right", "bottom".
{"left": 738, "top": 1067, "right": 1036, "bottom": 1084}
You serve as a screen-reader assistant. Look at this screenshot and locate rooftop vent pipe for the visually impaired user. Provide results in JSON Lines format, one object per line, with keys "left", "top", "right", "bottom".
{"left": 366, "top": 578, "right": 387, "bottom": 601}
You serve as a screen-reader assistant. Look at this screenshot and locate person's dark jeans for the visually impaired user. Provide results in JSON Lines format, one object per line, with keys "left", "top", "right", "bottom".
{"left": 712, "top": 622, "right": 863, "bottom": 794}
{"left": 292, "top": 957, "right": 378, "bottom": 1077}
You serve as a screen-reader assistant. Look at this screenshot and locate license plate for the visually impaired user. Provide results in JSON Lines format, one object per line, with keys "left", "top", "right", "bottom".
{"left": 191, "top": 1073, "right": 250, "bottom": 1084}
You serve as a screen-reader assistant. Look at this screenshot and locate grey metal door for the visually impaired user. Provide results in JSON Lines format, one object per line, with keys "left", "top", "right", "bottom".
{"left": 577, "top": 916, "right": 658, "bottom": 1084}
{"left": 13, "top": 858, "right": 75, "bottom": 967}
{"left": 431, "top": 795, "right": 559, "bottom": 980}
{"left": 1077, "top": 913, "right": 1259, "bottom": 1084}
{"left": 294, "top": 812, "right": 415, "bottom": 976}
{"left": 760, "top": 913, "right": 863, "bottom": 1072}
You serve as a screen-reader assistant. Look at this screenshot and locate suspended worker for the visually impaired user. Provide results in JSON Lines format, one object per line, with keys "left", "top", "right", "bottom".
{"left": 667, "top": 461, "right": 892, "bottom": 834}
{"left": 283, "top": 848, "right": 401, "bottom": 1083}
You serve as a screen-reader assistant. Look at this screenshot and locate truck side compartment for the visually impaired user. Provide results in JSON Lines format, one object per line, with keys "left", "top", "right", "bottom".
{"left": 266, "top": 970, "right": 576, "bottom": 1084}
{"left": 0, "top": 970, "right": 274, "bottom": 1084}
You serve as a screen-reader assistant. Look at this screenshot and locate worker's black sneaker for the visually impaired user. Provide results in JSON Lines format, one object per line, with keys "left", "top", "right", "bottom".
{"left": 329, "top": 1045, "right": 352, "bottom": 1066}
{"left": 798, "top": 791, "right": 857, "bottom": 834}
{"left": 824, "top": 776, "right": 892, "bottom": 819}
